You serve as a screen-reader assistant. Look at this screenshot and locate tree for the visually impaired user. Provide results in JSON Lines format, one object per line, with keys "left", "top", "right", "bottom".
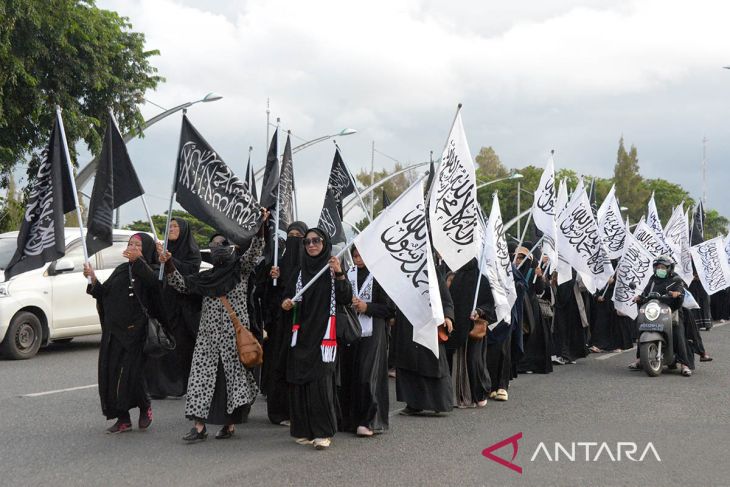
{"left": 0, "top": 0, "right": 162, "bottom": 184}
{"left": 475, "top": 146, "right": 508, "bottom": 179}
{"left": 704, "top": 209, "right": 729, "bottom": 240}
{"left": 0, "top": 173, "right": 24, "bottom": 233}
{"left": 125, "top": 210, "right": 216, "bottom": 248}
{"left": 612, "top": 137, "right": 650, "bottom": 222}
{"left": 644, "top": 178, "right": 694, "bottom": 224}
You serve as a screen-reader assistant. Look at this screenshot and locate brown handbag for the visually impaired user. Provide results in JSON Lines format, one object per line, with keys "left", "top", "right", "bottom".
{"left": 219, "top": 296, "right": 263, "bottom": 368}
{"left": 468, "top": 318, "right": 488, "bottom": 341}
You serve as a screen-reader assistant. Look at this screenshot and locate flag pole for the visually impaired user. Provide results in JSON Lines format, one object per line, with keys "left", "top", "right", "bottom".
{"left": 140, "top": 195, "right": 158, "bottom": 241}
{"left": 272, "top": 120, "right": 282, "bottom": 286}
{"left": 472, "top": 211, "right": 489, "bottom": 311}
{"left": 333, "top": 142, "right": 371, "bottom": 223}
{"left": 55, "top": 106, "right": 91, "bottom": 284}
{"left": 159, "top": 110, "right": 185, "bottom": 280}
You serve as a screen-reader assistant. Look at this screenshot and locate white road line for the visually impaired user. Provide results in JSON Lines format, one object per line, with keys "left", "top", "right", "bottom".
{"left": 22, "top": 384, "right": 97, "bottom": 398}
{"left": 595, "top": 347, "right": 636, "bottom": 360}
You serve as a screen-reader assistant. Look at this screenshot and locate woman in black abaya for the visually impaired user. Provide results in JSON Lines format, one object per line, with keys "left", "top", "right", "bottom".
{"left": 338, "top": 245, "right": 395, "bottom": 436}
{"left": 146, "top": 217, "right": 202, "bottom": 398}
{"left": 264, "top": 221, "right": 307, "bottom": 425}
{"left": 448, "top": 257, "right": 496, "bottom": 408}
{"left": 84, "top": 233, "right": 164, "bottom": 434}
{"left": 281, "top": 228, "right": 352, "bottom": 450}
{"left": 517, "top": 248, "right": 554, "bottom": 374}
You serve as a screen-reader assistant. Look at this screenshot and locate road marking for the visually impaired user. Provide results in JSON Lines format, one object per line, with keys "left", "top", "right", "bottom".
{"left": 596, "top": 347, "right": 636, "bottom": 360}
{"left": 22, "top": 384, "right": 97, "bottom": 398}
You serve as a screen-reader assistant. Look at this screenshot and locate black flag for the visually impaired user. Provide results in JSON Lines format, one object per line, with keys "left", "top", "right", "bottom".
{"left": 382, "top": 188, "right": 392, "bottom": 209}
{"left": 6, "top": 112, "right": 76, "bottom": 280}
{"left": 318, "top": 188, "right": 346, "bottom": 245}
{"left": 278, "top": 134, "right": 296, "bottom": 233}
{"left": 259, "top": 129, "right": 279, "bottom": 210}
{"left": 85, "top": 114, "right": 145, "bottom": 256}
{"left": 691, "top": 200, "right": 705, "bottom": 246}
{"left": 244, "top": 154, "right": 258, "bottom": 202}
{"left": 326, "top": 148, "right": 355, "bottom": 217}
{"left": 174, "top": 115, "right": 262, "bottom": 246}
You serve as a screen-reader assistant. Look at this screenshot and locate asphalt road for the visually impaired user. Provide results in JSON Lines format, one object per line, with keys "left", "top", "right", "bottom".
{"left": 1, "top": 322, "right": 729, "bottom": 487}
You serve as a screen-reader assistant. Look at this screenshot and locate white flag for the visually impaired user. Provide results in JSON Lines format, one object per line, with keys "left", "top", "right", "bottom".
{"left": 355, "top": 179, "right": 445, "bottom": 357}
{"left": 555, "top": 178, "right": 572, "bottom": 284}
{"left": 488, "top": 193, "right": 517, "bottom": 309}
{"left": 646, "top": 192, "right": 664, "bottom": 238}
{"left": 475, "top": 215, "right": 512, "bottom": 326}
{"left": 633, "top": 219, "right": 672, "bottom": 257}
{"left": 555, "top": 185, "right": 613, "bottom": 293}
{"left": 612, "top": 232, "right": 655, "bottom": 319}
{"left": 428, "top": 109, "right": 478, "bottom": 271}
{"left": 725, "top": 233, "right": 730, "bottom": 267}
{"left": 532, "top": 156, "right": 558, "bottom": 269}
{"left": 690, "top": 236, "right": 730, "bottom": 296}
{"left": 662, "top": 204, "right": 693, "bottom": 285}
{"left": 596, "top": 184, "right": 627, "bottom": 259}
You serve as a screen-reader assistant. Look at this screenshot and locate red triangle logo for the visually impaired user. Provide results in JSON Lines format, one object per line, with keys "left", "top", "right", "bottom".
{"left": 482, "top": 432, "right": 523, "bottom": 474}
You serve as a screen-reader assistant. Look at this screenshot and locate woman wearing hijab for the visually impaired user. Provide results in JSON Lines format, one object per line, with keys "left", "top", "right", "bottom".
{"left": 159, "top": 209, "right": 268, "bottom": 442}
{"left": 264, "top": 220, "right": 307, "bottom": 425}
{"left": 516, "top": 247, "right": 554, "bottom": 374}
{"left": 83, "top": 233, "right": 164, "bottom": 434}
{"left": 448, "top": 257, "right": 496, "bottom": 408}
{"left": 281, "top": 228, "right": 352, "bottom": 450}
{"left": 338, "top": 245, "right": 395, "bottom": 436}
{"left": 147, "top": 217, "right": 202, "bottom": 398}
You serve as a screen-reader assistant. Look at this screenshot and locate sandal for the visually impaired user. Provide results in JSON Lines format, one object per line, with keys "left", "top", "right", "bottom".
{"left": 215, "top": 425, "right": 235, "bottom": 439}
{"left": 627, "top": 361, "right": 641, "bottom": 370}
{"left": 700, "top": 355, "right": 713, "bottom": 362}
{"left": 681, "top": 366, "right": 692, "bottom": 377}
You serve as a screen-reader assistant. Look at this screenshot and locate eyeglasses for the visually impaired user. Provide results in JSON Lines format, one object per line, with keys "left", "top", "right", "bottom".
{"left": 303, "top": 237, "right": 323, "bottom": 246}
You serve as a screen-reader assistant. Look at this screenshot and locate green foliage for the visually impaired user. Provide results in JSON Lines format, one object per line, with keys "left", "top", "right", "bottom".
{"left": 125, "top": 210, "right": 216, "bottom": 248}
{"left": 704, "top": 209, "right": 729, "bottom": 239}
{"left": 474, "top": 146, "right": 508, "bottom": 179}
{"left": 0, "top": 173, "right": 24, "bottom": 232}
{"left": 0, "top": 0, "right": 163, "bottom": 184}
{"left": 612, "top": 137, "right": 651, "bottom": 222}
{"left": 353, "top": 162, "right": 418, "bottom": 229}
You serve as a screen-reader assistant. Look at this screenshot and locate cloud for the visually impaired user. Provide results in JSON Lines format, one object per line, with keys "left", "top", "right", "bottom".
{"left": 92, "top": 0, "right": 730, "bottom": 227}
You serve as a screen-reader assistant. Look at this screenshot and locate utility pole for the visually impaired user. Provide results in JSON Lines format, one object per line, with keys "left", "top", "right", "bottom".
{"left": 266, "top": 98, "right": 271, "bottom": 150}
{"left": 702, "top": 136, "right": 708, "bottom": 205}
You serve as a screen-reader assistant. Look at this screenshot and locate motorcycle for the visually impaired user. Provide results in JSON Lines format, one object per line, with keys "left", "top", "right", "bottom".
{"left": 635, "top": 290, "right": 674, "bottom": 377}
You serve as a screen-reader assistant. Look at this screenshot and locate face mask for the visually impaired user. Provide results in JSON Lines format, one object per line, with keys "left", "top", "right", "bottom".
{"left": 211, "top": 246, "right": 234, "bottom": 267}
{"left": 655, "top": 269, "right": 668, "bottom": 279}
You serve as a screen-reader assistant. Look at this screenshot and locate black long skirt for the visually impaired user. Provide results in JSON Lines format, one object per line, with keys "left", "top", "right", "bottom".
{"left": 519, "top": 316, "right": 554, "bottom": 374}
{"left": 289, "top": 372, "right": 337, "bottom": 440}
{"left": 263, "top": 309, "right": 291, "bottom": 425}
{"left": 487, "top": 336, "right": 512, "bottom": 391}
{"left": 99, "top": 333, "right": 149, "bottom": 421}
{"left": 338, "top": 332, "right": 389, "bottom": 432}
{"left": 396, "top": 368, "right": 453, "bottom": 413}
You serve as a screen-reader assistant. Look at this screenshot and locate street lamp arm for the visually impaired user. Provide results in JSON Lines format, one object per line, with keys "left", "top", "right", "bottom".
{"left": 76, "top": 99, "right": 211, "bottom": 189}
{"left": 342, "top": 161, "right": 431, "bottom": 217}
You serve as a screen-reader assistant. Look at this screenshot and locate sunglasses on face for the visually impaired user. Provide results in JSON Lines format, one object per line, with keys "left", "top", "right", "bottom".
{"left": 303, "top": 237, "right": 323, "bottom": 246}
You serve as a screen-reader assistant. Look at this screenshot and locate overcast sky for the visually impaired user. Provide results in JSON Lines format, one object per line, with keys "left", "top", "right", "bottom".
{"left": 87, "top": 0, "right": 730, "bottom": 228}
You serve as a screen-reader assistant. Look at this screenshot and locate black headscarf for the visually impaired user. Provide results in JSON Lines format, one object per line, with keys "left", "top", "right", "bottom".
{"left": 182, "top": 233, "right": 241, "bottom": 298}
{"left": 301, "top": 228, "right": 331, "bottom": 284}
{"left": 105, "top": 233, "right": 158, "bottom": 285}
{"left": 279, "top": 221, "right": 307, "bottom": 287}
{"left": 166, "top": 218, "right": 201, "bottom": 275}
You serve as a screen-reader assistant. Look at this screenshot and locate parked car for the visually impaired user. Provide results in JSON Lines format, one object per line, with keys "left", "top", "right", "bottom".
{"left": 0, "top": 229, "right": 153, "bottom": 360}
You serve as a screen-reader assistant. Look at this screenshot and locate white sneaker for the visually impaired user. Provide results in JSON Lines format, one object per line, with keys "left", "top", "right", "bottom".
{"left": 295, "top": 438, "right": 313, "bottom": 445}
{"left": 313, "top": 437, "right": 331, "bottom": 450}
{"left": 356, "top": 426, "right": 374, "bottom": 437}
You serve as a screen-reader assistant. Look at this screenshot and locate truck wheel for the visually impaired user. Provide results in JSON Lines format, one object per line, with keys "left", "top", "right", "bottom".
{"left": 640, "top": 342, "right": 662, "bottom": 377}
{"left": 1, "top": 311, "right": 42, "bottom": 360}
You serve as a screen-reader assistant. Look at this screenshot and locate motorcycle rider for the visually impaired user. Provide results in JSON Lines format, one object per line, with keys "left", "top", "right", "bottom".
{"left": 628, "top": 255, "right": 692, "bottom": 376}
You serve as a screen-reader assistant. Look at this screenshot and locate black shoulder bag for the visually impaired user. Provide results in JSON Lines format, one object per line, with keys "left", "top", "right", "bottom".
{"left": 129, "top": 266, "right": 176, "bottom": 357}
